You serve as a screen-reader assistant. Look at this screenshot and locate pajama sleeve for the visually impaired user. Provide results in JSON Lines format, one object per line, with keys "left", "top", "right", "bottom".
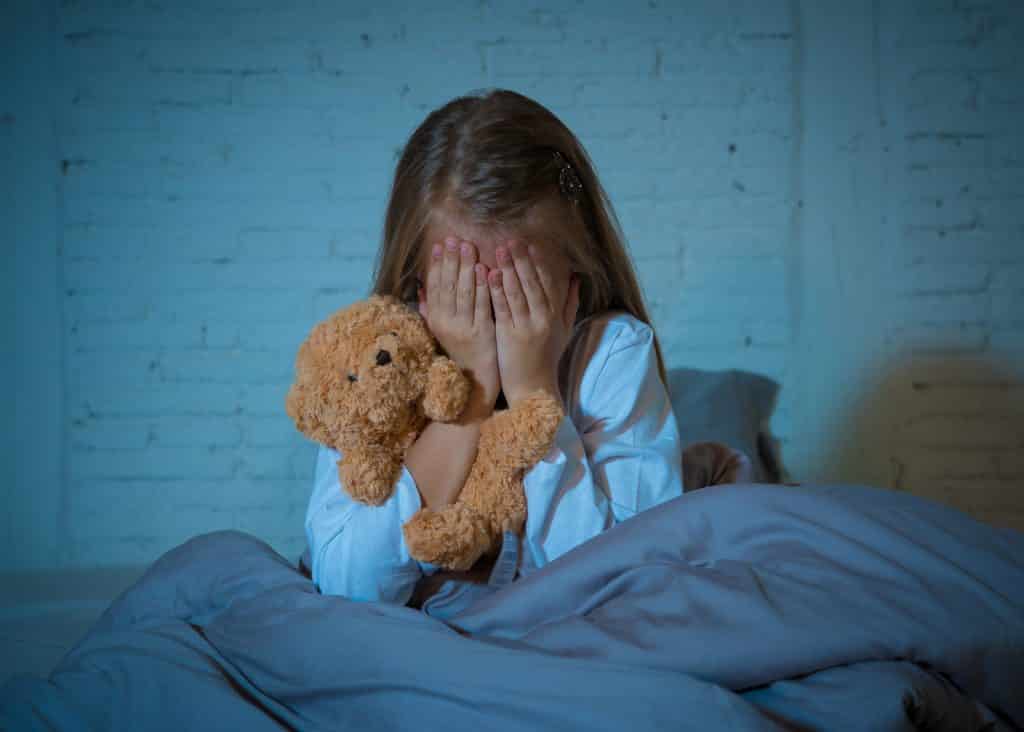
{"left": 304, "top": 444, "right": 427, "bottom": 604}
{"left": 519, "top": 314, "right": 684, "bottom": 573}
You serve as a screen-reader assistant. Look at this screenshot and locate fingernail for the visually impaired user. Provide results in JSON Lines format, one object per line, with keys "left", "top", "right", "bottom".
{"left": 496, "top": 246, "right": 507, "bottom": 263}
{"left": 445, "top": 239, "right": 458, "bottom": 252}
{"left": 475, "top": 263, "right": 485, "bottom": 285}
{"left": 528, "top": 244, "right": 537, "bottom": 257}
{"left": 432, "top": 243, "right": 442, "bottom": 258}
{"left": 460, "top": 241, "right": 471, "bottom": 256}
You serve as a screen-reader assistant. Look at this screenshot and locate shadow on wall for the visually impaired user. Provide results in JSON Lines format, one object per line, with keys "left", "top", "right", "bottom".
{"left": 833, "top": 352, "right": 1024, "bottom": 532}
{"left": 665, "top": 367, "right": 784, "bottom": 485}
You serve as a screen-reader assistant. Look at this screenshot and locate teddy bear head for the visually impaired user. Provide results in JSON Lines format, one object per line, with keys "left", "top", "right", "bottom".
{"left": 285, "top": 295, "right": 467, "bottom": 452}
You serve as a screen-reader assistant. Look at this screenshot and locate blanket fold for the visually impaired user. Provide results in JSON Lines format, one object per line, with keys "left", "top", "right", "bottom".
{"left": 2, "top": 483, "right": 1021, "bottom": 732}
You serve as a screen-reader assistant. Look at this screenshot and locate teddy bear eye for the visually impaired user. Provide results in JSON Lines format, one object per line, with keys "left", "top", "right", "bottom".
{"left": 347, "top": 373, "right": 357, "bottom": 383}
{"left": 389, "top": 331, "right": 398, "bottom": 337}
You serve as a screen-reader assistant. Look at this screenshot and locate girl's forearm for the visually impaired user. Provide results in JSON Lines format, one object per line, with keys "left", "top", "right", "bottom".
{"left": 404, "top": 386, "right": 493, "bottom": 510}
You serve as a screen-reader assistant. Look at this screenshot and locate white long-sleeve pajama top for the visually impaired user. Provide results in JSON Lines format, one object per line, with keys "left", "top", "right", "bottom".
{"left": 304, "top": 310, "right": 684, "bottom": 605}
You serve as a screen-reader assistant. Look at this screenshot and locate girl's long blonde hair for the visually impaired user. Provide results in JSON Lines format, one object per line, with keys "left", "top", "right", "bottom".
{"left": 370, "top": 88, "right": 667, "bottom": 386}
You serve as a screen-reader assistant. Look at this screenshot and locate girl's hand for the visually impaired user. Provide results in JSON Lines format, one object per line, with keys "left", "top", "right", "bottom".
{"left": 488, "top": 239, "right": 580, "bottom": 407}
{"left": 419, "top": 238, "right": 500, "bottom": 413}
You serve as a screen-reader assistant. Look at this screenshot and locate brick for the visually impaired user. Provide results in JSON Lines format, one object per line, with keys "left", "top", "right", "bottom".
{"left": 66, "top": 291, "right": 150, "bottom": 322}
{"left": 899, "top": 448, "right": 1001, "bottom": 482}
{"left": 905, "top": 133, "right": 989, "bottom": 168}
{"left": 684, "top": 228, "right": 787, "bottom": 258}
{"left": 907, "top": 70, "right": 979, "bottom": 109}
{"left": 150, "top": 38, "right": 313, "bottom": 74}
{"left": 69, "top": 488, "right": 236, "bottom": 542}
{"left": 70, "top": 418, "right": 152, "bottom": 450}
{"left": 69, "top": 70, "right": 232, "bottom": 106}
{"left": 887, "top": 323, "right": 990, "bottom": 354}
{"left": 897, "top": 261, "right": 991, "bottom": 294}
{"left": 69, "top": 446, "right": 238, "bottom": 480}
{"left": 68, "top": 320, "right": 205, "bottom": 352}
{"left": 989, "top": 132, "right": 1024, "bottom": 165}
{"left": 681, "top": 252, "right": 786, "bottom": 292}
{"left": 237, "top": 446, "right": 300, "bottom": 479}
{"left": 233, "top": 503, "right": 305, "bottom": 537}
{"left": 240, "top": 384, "right": 295, "bottom": 417}
{"left": 562, "top": 106, "right": 665, "bottom": 140}
{"left": 66, "top": 252, "right": 374, "bottom": 291}
{"left": 158, "top": 106, "right": 328, "bottom": 142}
{"left": 899, "top": 414, "right": 1022, "bottom": 449}
{"left": 150, "top": 417, "right": 243, "bottom": 447}
{"left": 890, "top": 291, "right": 991, "bottom": 325}
{"left": 205, "top": 321, "right": 305, "bottom": 352}
{"left": 977, "top": 198, "right": 1024, "bottom": 231}
{"left": 492, "top": 39, "right": 653, "bottom": 76}
{"left": 236, "top": 72, "right": 384, "bottom": 108}
{"left": 67, "top": 350, "right": 162, "bottom": 391}
{"left": 69, "top": 382, "right": 245, "bottom": 419}
{"left": 65, "top": 104, "right": 158, "bottom": 134}
{"left": 900, "top": 229, "right": 1022, "bottom": 265}
{"left": 159, "top": 349, "right": 291, "bottom": 384}
{"left": 674, "top": 289, "right": 788, "bottom": 323}
{"left": 312, "top": 290, "right": 374, "bottom": 322}
{"left": 150, "top": 289, "right": 313, "bottom": 324}
{"left": 63, "top": 224, "right": 149, "bottom": 260}
{"left": 58, "top": 6, "right": 235, "bottom": 41}
{"left": 246, "top": 416, "right": 299, "bottom": 447}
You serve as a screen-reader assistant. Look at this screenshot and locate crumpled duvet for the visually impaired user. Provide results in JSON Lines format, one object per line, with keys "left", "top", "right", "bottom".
{"left": 3, "top": 483, "right": 1021, "bottom": 731}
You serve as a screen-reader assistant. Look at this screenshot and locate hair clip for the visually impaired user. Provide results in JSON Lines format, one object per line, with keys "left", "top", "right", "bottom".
{"left": 553, "top": 150, "right": 584, "bottom": 205}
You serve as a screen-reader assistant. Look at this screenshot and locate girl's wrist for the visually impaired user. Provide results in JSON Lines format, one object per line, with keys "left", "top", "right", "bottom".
{"left": 506, "top": 376, "right": 560, "bottom": 407}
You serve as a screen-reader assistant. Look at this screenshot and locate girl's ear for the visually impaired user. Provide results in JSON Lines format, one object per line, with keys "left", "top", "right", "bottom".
{"left": 422, "top": 356, "right": 470, "bottom": 422}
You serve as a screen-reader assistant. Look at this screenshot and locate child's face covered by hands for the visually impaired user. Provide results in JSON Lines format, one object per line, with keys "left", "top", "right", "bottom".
{"left": 418, "top": 198, "right": 580, "bottom": 407}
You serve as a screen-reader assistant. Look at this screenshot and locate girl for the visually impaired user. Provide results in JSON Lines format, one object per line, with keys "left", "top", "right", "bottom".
{"left": 304, "top": 88, "right": 684, "bottom": 612}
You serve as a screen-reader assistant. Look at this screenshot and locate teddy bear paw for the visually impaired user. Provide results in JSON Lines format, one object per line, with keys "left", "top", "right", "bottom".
{"left": 402, "top": 507, "right": 492, "bottom": 571}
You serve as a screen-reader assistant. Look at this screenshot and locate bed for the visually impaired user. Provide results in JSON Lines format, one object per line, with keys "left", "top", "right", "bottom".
{"left": 1, "top": 370, "right": 1021, "bottom": 730}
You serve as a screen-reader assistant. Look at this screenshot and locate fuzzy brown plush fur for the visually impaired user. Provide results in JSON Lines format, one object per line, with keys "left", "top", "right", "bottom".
{"left": 285, "top": 295, "right": 563, "bottom": 571}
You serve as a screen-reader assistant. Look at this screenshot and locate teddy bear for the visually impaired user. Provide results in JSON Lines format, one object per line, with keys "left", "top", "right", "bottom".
{"left": 285, "top": 294, "right": 564, "bottom": 572}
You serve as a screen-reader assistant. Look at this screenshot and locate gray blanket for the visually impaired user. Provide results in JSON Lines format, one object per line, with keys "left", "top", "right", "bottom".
{"left": 3, "top": 483, "right": 1022, "bottom": 731}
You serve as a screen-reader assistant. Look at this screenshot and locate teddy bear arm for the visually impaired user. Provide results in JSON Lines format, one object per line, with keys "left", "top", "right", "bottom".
{"left": 338, "top": 447, "right": 404, "bottom": 506}
{"left": 479, "top": 391, "right": 564, "bottom": 470}
{"left": 422, "top": 357, "right": 471, "bottom": 422}
{"left": 403, "top": 504, "right": 492, "bottom": 571}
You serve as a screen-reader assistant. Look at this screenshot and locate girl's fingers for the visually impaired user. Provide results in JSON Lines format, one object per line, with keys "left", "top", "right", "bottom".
{"left": 417, "top": 285, "right": 429, "bottom": 321}
{"left": 474, "top": 263, "right": 492, "bottom": 327}
{"left": 456, "top": 240, "right": 476, "bottom": 320}
{"left": 496, "top": 244, "right": 527, "bottom": 327}
{"left": 489, "top": 269, "right": 511, "bottom": 326}
{"left": 563, "top": 273, "right": 581, "bottom": 328}
{"left": 425, "top": 242, "right": 442, "bottom": 316}
{"left": 440, "top": 237, "right": 459, "bottom": 317}
{"left": 508, "top": 240, "right": 550, "bottom": 314}
{"left": 531, "top": 244, "right": 559, "bottom": 309}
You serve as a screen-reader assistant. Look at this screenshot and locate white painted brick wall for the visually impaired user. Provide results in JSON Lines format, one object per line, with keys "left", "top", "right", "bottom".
{"left": 6, "top": 0, "right": 1023, "bottom": 570}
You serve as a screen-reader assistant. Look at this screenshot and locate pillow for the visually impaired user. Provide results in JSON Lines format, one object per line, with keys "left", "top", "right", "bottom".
{"left": 665, "top": 367, "right": 782, "bottom": 484}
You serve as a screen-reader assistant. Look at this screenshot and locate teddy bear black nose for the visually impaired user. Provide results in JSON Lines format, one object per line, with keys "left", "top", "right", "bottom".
{"left": 375, "top": 349, "right": 391, "bottom": 366}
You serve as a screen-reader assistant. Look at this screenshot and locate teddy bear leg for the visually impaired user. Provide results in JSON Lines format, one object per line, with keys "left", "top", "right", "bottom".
{"left": 402, "top": 506, "right": 492, "bottom": 571}
{"left": 338, "top": 448, "right": 403, "bottom": 506}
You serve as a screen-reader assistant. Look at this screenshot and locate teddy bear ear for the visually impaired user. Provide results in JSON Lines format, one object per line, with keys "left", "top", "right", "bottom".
{"left": 286, "top": 380, "right": 334, "bottom": 445}
{"left": 286, "top": 339, "right": 329, "bottom": 441}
